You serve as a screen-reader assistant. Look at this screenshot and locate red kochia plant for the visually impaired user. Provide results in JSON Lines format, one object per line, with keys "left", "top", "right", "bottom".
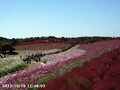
{"left": 68, "top": 76, "right": 92, "bottom": 90}
{"left": 93, "top": 80, "right": 116, "bottom": 90}
{"left": 101, "top": 47, "right": 120, "bottom": 60}
{"left": 39, "top": 47, "right": 120, "bottom": 90}
{"left": 14, "top": 40, "right": 73, "bottom": 47}
{"left": 40, "top": 73, "right": 92, "bottom": 90}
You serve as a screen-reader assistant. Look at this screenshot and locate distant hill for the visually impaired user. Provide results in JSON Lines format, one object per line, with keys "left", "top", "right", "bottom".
{"left": 14, "top": 39, "right": 73, "bottom": 47}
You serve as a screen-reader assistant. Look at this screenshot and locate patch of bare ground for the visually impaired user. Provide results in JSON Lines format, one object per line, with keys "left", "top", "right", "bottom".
{"left": 27, "top": 60, "right": 46, "bottom": 69}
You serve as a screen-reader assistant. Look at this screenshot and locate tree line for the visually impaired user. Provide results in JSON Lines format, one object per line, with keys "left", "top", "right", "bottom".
{"left": 0, "top": 36, "right": 120, "bottom": 46}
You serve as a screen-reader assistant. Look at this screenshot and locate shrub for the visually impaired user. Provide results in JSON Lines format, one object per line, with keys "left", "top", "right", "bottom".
{"left": 68, "top": 76, "right": 92, "bottom": 90}
{"left": 0, "top": 57, "right": 27, "bottom": 77}
{"left": 44, "top": 47, "right": 120, "bottom": 90}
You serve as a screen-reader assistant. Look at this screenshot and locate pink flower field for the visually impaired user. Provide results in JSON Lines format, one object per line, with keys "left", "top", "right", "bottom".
{"left": 41, "top": 45, "right": 86, "bottom": 66}
{"left": 0, "top": 39, "right": 120, "bottom": 89}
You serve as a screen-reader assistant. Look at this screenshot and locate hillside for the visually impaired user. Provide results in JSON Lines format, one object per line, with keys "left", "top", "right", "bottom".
{"left": 44, "top": 46, "right": 120, "bottom": 90}
{"left": 0, "top": 39, "right": 120, "bottom": 89}
{"left": 14, "top": 40, "right": 73, "bottom": 50}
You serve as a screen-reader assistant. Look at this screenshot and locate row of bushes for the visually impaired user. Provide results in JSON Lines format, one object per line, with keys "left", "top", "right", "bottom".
{"left": 0, "top": 57, "right": 27, "bottom": 77}
{"left": 43, "top": 47, "right": 120, "bottom": 90}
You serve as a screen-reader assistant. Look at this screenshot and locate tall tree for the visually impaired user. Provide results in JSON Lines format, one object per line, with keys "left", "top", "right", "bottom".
{"left": 0, "top": 44, "right": 15, "bottom": 58}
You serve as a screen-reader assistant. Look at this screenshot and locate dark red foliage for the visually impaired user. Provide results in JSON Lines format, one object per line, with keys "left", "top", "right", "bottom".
{"left": 101, "top": 47, "right": 120, "bottom": 60}
{"left": 93, "top": 80, "right": 116, "bottom": 90}
{"left": 14, "top": 40, "right": 73, "bottom": 47}
{"left": 38, "top": 47, "right": 120, "bottom": 90}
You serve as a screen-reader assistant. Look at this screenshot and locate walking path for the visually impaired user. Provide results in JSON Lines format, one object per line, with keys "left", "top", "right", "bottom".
{"left": 28, "top": 61, "right": 46, "bottom": 69}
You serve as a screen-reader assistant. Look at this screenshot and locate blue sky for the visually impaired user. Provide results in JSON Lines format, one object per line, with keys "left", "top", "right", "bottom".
{"left": 0, "top": 0, "right": 120, "bottom": 39}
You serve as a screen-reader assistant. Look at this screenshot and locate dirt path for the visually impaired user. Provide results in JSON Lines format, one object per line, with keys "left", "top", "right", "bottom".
{"left": 27, "top": 60, "right": 46, "bottom": 69}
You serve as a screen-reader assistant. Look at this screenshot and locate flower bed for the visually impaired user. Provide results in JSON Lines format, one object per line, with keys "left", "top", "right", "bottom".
{"left": 41, "top": 45, "right": 86, "bottom": 65}
{"left": 43, "top": 47, "right": 120, "bottom": 90}
{"left": 15, "top": 43, "right": 72, "bottom": 51}
{"left": 14, "top": 40, "right": 73, "bottom": 47}
{"left": 0, "top": 39, "right": 120, "bottom": 89}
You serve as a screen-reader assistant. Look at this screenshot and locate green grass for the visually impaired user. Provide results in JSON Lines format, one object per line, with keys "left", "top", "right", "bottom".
{"left": 0, "top": 57, "right": 27, "bottom": 77}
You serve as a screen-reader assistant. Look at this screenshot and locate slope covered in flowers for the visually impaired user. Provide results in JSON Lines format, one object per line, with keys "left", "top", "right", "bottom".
{"left": 41, "top": 45, "right": 86, "bottom": 66}
{"left": 14, "top": 40, "right": 73, "bottom": 50}
{"left": 15, "top": 43, "right": 72, "bottom": 51}
{"left": 43, "top": 46, "right": 120, "bottom": 90}
{"left": 14, "top": 40, "right": 73, "bottom": 47}
{"left": 0, "top": 39, "right": 120, "bottom": 89}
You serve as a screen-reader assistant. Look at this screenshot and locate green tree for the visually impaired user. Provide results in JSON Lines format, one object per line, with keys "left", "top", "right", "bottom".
{"left": 11, "top": 38, "right": 19, "bottom": 45}
{"left": 0, "top": 44, "right": 15, "bottom": 58}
